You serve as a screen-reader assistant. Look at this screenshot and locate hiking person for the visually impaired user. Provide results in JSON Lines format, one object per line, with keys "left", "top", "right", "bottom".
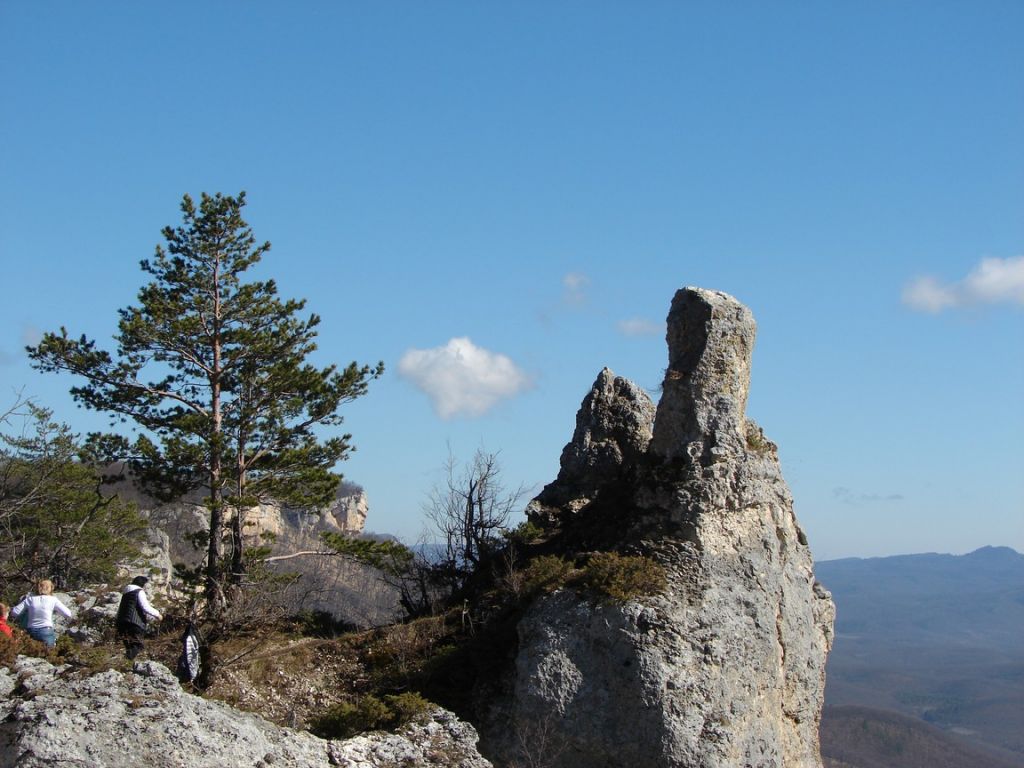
{"left": 115, "top": 576, "right": 162, "bottom": 659}
{"left": 8, "top": 579, "right": 73, "bottom": 647}
{"left": 176, "top": 620, "right": 202, "bottom": 683}
{"left": 0, "top": 603, "right": 13, "bottom": 638}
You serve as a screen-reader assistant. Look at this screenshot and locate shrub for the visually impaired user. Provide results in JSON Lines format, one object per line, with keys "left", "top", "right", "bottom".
{"left": 0, "top": 632, "right": 54, "bottom": 668}
{"left": 745, "top": 423, "right": 773, "bottom": 456}
{"left": 365, "top": 615, "right": 448, "bottom": 680}
{"left": 578, "top": 552, "right": 666, "bottom": 604}
{"left": 309, "top": 692, "right": 432, "bottom": 739}
{"left": 0, "top": 633, "right": 20, "bottom": 668}
{"left": 64, "top": 644, "right": 125, "bottom": 676}
{"left": 504, "top": 521, "right": 545, "bottom": 546}
{"left": 385, "top": 691, "right": 432, "bottom": 722}
{"left": 310, "top": 695, "right": 389, "bottom": 739}
{"left": 521, "top": 555, "right": 575, "bottom": 596}
{"left": 292, "top": 610, "right": 356, "bottom": 638}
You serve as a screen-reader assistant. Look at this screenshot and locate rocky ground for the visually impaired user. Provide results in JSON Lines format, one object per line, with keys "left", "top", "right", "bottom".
{"left": 0, "top": 582, "right": 490, "bottom": 767}
{"left": 0, "top": 645, "right": 491, "bottom": 768}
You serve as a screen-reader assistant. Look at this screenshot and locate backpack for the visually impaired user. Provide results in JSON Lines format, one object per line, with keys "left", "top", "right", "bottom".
{"left": 12, "top": 597, "right": 31, "bottom": 629}
{"left": 176, "top": 621, "right": 202, "bottom": 683}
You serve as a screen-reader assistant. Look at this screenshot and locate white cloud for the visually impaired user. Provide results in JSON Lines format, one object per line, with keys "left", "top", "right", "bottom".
{"left": 903, "top": 255, "right": 1024, "bottom": 313}
{"left": 617, "top": 317, "right": 662, "bottom": 337}
{"left": 397, "top": 337, "right": 532, "bottom": 419}
{"left": 562, "top": 272, "right": 590, "bottom": 306}
{"left": 963, "top": 256, "right": 1024, "bottom": 304}
{"left": 833, "top": 487, "right": 904, "bottom": 506}
{"left": 902, "top": 276, "right": 959, "bottom": 313}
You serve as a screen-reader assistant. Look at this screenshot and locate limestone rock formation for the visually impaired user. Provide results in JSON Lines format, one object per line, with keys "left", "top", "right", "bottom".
{"left": 649, "top": 287, "right": 756, "bottom": 464}
{"left": 112, "top": 479, "right": 397, "bottom": 626}
{"left": 486, "top": 287, "right": 834, "bottom": 768}
{"left": 0, "top": 657, "right": 492, "bottom": 768}
{"left": 526, "top": 367, "right": 656, "bottom": 525}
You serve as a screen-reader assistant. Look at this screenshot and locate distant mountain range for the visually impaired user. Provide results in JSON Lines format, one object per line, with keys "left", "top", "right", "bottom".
{"left": 817, "top": 546, "right": 1024, "bottom": 766}
{"left": 822, "top": 706, "right": 1023, "bottom": 768}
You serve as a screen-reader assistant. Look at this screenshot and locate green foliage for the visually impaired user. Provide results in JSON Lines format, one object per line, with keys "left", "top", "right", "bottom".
{"left": 521, "top": 555, "right": 576, "bottom": 596}
{"left": 309, "top": 692, "right": 432, "bottom": 739}
{"left": 320, "top": 534, "right": 415, "bottom": 575}
{"left": 0, "top": 402, "right": 146, "bottom": 594}
{"left": 577, "top": 552, "right": 667, "bottom": 604}
{"left": 27, "top": 191, "right": 383, "bottom": 611}
{"left": 291, "top": 609, "right": 356, "bottom": 638}
{"left": 322, "top": 533, "right": 445, "bottom": 619}
{"left": 510, "top": 552, "right": 665, "bottom": 605}
{"left": 385, "top": 691, "right": 432, "bottom": 722}
{"left": 503, "top": 520, "right": 545, "bottom": 546}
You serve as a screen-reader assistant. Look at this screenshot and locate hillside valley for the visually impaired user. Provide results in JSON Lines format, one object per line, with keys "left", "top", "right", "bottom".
{"left": 817, "top": 546, "right": 1024, "bottom": 766}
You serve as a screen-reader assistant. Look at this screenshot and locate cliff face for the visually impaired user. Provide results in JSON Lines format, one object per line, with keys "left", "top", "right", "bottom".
{"left": 113, "top": 480, "right": 398, "bottom": 626}
{"left": 138, "top": 483, "right": 369, "bottom": 572}
{"left": 489, "top": 287, "right": 834, "bottom": 768}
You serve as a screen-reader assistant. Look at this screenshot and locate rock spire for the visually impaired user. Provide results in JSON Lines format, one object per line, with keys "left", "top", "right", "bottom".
{"left": 485, "top": 287, "right": 834, "bottom": 768}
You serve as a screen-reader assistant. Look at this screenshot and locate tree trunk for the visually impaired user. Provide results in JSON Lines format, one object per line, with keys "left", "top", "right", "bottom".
{"left": 464, "top": 479, "right": 476, "bottom": 567}
{"left": 230, "top": 431, "right": 246, "bottom": 585}
{"left": 205, "top": 255, "right": 226, "bottom": 616}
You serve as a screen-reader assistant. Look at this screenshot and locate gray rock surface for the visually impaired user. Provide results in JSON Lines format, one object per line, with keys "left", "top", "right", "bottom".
{"left": 526, "top": 367, "right": 656, "bottom": 524}
{"left": 485, "top": 287, "right": 834, "bottom": 768}
{"left": 0, "top": 657, "right": 491, "bottom": 768}
{"left": 649, "top": 286, "right": 757, "bottom": 464}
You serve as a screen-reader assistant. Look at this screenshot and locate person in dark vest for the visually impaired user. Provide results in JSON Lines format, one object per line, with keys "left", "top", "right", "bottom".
{"left": 115, "top": 576, "right": 162, "bottom": 659}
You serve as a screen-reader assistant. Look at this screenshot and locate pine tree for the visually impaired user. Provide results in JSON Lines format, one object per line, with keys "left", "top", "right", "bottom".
{"left": 28, "top": 192, "right": 383, "bottom": 616}
{"left": 0, "top": 401, "right": 146, "bottom": 594}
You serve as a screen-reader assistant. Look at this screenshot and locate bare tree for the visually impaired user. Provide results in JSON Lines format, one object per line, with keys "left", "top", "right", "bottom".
{"left": 424, "top": 447, "right": 525, "bottom": 595}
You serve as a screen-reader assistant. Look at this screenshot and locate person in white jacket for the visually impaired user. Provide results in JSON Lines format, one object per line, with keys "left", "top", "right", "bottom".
{"left": 8, "top": 579, "right": 73, "bottom": 648}
{"left": 115, "top": 576, "right": 162, "bottom": 659}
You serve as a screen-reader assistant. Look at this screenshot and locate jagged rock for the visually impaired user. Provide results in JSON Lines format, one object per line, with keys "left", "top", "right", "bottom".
{"left": 526, "top": 368, "right": 655, "bottom": 524}
{"left": 0, "top": 657, "right": 491, "bottom": 768}
{"left": 483, "top": 287, "right": 834, "bottom": 768}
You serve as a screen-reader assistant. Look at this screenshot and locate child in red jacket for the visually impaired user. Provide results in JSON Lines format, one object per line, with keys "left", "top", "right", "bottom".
{"left": 0, "top": 603, "right": 13, "bottom": 638}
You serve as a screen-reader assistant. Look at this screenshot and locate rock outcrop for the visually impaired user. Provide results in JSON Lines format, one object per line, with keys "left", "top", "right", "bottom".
{"left": 0, "top": 657, "right": 492, "bottom": 768}
{"left": 526, "top": 368, "right": 656, "bottom": 525}
{"left": 112, "top": 481, "right": 370, "bottom": 578}
{"left": 487, "top": 287, "right": 834, "bottom": 768}
{"left": 112, "top": 480, "right": 398, "bottom": 626}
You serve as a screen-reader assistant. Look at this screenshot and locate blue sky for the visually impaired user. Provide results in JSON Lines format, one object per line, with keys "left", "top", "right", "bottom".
{"left": 1, "top": 2, "right": 1021, "bottom": 560}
